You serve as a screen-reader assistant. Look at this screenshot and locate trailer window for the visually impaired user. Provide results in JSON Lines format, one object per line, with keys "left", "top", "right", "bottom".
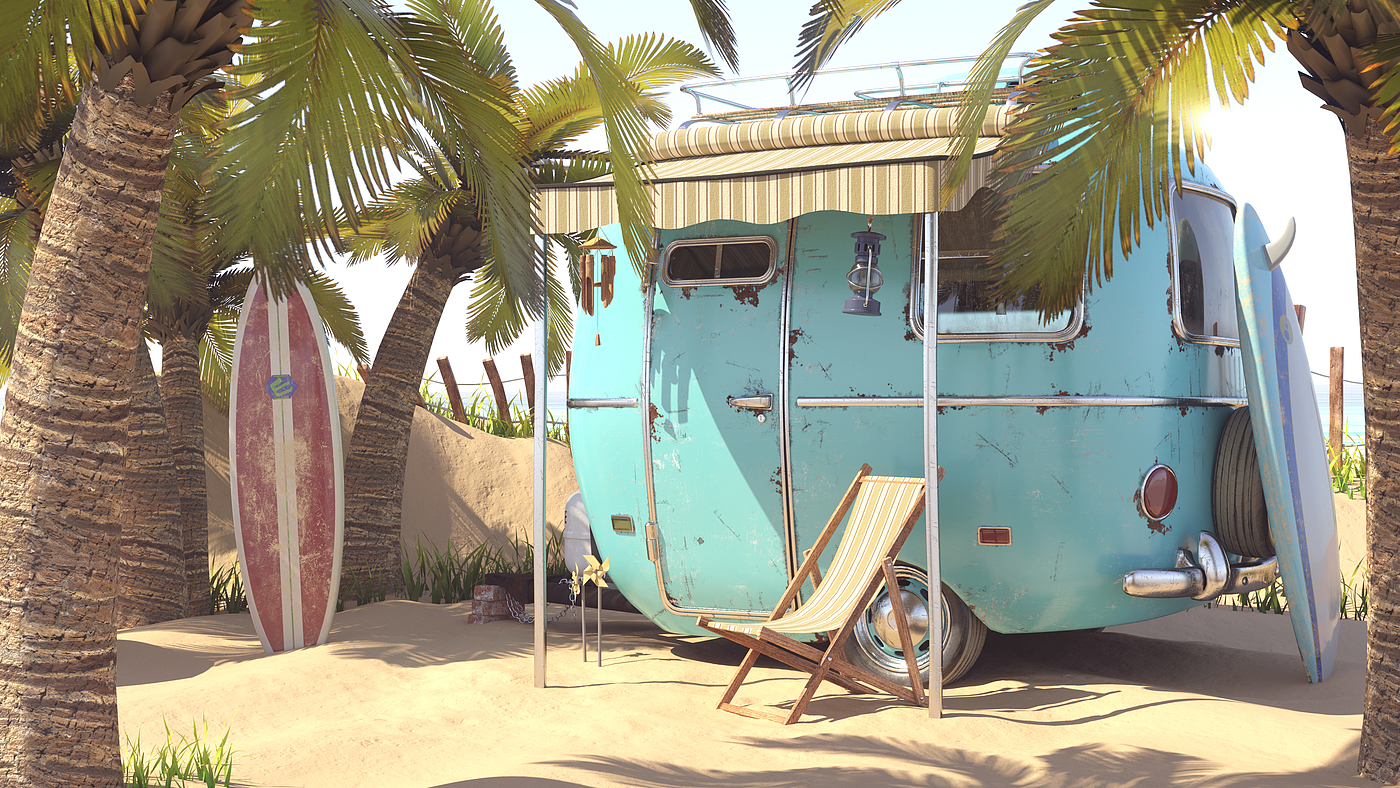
{"left": 1173, "top": 187, "right": 1238, "bottom": 342}
{"left": 910, "top": 188, "right": 1079, "bottom": 341}
{"left": 662, "top": 237, "right": 776, "bottom": 286}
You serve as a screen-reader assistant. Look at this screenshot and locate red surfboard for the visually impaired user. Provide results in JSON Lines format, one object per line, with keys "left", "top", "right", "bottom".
{"left": 230, "top": 278, "right": 344, "bottom": 653}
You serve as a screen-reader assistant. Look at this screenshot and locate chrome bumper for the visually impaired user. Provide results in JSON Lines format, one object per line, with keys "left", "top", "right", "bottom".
{"left": 1122, "top": 531, "right": 1279, "bottom": 602}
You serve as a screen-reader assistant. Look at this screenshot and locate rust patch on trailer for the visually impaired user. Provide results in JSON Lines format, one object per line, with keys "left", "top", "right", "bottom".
{"left": 771, "top": 467, "right": 784, "bottom": 496}
{"left": 1134, "top": 489, "right": 1172, "bottom": 534}
{"left": 680, "top": 287, "right": 695, "bottom": 300}
{"left": 1047, "top": 322, "right": 1092, "bottom": 358}
{"left": 730, "top": 284, "right": 762, "bottom": 308}
{"left": 788, "top": 328, "right": 806, "bottom": 364}
{"left": 649, "top": 403, "right": 661, "bottom": 441}
{"left": 1035, "top": 405, "right": 1051, "bottom": 415}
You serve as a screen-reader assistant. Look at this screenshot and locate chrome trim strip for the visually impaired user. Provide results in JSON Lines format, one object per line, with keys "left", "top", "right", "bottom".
{"left": 907, "top": 212, "right": 1086, "bottom": 344}
{"left": 659, "top": 235, "right": 778, "bottom": 287}
{"left": 1170, "top": 184, "right": 1243, "bottom": 349}
{"left": 796, "top": 395, "right": 1246, "bottom": 408}
{"left": 778, "top": 218, "right": 798, "bottom": 585}
{"left": 642, "top": 236, "right": 659, "bottom": 530}
{"left": 1182, "top": 181, "right": 1239, "bottom": 208}
{"left": 567, "top": 397, "right": 638, "bottom": 409}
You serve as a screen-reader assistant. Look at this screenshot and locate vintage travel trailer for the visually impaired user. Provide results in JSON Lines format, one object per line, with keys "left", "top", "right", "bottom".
{"left": 540, "top": 61, "right": 1338, "bottom": 687}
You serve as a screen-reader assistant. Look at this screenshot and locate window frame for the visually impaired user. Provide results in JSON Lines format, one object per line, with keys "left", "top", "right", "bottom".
{"left": 907, "top": 211, "right": 1085, "bottom": 343}
{"left": 1169, "top": 183, "right": 1240, "bottom": 348}
{"left": 660, "top": 235, "right": 778, "bottom": 287}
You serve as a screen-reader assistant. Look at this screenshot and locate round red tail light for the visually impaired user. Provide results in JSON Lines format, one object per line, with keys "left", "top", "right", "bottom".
{"left": 1140, "top": 464, "right": 1178, "bottom": 521}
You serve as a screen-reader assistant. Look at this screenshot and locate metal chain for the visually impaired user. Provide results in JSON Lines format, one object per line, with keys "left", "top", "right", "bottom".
{"left": 506, "top": 577, "right": 577, "bottom": 624}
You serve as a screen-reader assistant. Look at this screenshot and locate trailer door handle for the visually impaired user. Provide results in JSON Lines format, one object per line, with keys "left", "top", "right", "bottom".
{"left": 728, "top": 394, "right": 772, "bottom": 412}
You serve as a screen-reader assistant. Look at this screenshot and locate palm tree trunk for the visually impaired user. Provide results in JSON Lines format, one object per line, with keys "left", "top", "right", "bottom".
{"left": 1351, "top": 119, "right": 1400, "bottom": 784}
{"left": 119, "top": 344, "right": 187, "bottom": 628}
{"left": 161, "top": 333, "right": 211, "bottom": 616}
{"left": 0, "top": 75, "right": 178, "bottom": 786}
{"left": 342, "top": 261, "right": 457, "bottom": 595}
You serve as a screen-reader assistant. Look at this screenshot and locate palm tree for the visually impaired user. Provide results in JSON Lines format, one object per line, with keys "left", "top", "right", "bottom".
{"left": 0, "top": 1, "right": 518, "bottom": 782}
{"left": 2, "top": 85, "right": 370, "bottom": 627}
{"left": 339, "top": 7, "right": 719, "bottom": 591}
{"left": 794, "top": 0, "right": 1400, "bottom": 780}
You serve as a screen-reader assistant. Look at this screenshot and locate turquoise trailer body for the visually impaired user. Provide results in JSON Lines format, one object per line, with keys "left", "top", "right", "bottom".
{"left": 550, "top": 71, "right": 1314, "bottom": 683}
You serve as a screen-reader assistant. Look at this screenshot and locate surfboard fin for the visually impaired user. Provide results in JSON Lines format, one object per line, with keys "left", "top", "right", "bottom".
{"left": 1264, "top": 217, "right": 1296, "bottom": 271}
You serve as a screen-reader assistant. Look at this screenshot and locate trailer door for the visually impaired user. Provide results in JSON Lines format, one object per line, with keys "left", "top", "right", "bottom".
{"left": 647, "top": 230, "right": 789, "bottom": 614}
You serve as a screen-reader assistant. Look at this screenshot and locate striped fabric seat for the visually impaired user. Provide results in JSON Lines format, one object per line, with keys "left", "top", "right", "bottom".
{"left": 705, "top": 476, "right": 926, "bottom": 637}
{"left": 697, "top": 464, "right": 932, "bottom": 725}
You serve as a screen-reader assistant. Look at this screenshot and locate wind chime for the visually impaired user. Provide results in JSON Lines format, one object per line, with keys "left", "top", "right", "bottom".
{"left": 578, "top": 237, "right": 616, "bottom": 345}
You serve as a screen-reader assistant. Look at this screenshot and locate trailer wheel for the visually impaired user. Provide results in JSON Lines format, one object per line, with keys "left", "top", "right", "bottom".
{"left": 1212, "top": 407, "right": 1275, "bottom": 558}
{"left": 844, "top": 565, "right": 986, "bottom": 688}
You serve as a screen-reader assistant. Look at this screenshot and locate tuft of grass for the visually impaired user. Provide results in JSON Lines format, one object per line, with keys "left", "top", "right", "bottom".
{"left": 122, "top": 717, "right": 237, "bottom": 788}
{"left": 1327, "top": 430, "right": 1367, "bottom": 499}
{"left": 1208, "top": 561, "right": 1369, "bottom": 621}
{"left": 398, "top": 532, "right": 568, "bottom": 604}
{"left": 209, "top": 563, "right": 247, "bottom": 614}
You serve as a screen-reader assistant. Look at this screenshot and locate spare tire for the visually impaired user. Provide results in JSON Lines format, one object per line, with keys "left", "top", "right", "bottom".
{"left": 1212, "top": 407, "right": 1275, "bottom": 558}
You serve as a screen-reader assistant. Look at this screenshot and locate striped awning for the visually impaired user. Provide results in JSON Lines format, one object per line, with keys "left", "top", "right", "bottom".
{"left": 537, "top": 105, "right": 1009, "bottom": 234}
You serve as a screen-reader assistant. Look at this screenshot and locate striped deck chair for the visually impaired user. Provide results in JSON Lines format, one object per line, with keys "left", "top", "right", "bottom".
{"left": 697, "top": 464, "right": 934, "bottom": 724}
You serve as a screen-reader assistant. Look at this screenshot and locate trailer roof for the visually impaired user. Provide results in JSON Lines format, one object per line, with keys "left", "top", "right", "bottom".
{"left": 537, "top": 105, "right": 1009, "bottom": 234}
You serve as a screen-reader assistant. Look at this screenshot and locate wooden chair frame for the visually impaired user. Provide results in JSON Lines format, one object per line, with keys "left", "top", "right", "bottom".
{"left": 697, "top": 464, "right": 933, "bottom": 724}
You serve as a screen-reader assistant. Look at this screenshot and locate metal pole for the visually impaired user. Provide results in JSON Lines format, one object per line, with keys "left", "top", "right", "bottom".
{"left": 533, "top": 246, "right": 549, "bottom": 689}
{"left": 923, "top": 211, "right": 942, "bottom": 718}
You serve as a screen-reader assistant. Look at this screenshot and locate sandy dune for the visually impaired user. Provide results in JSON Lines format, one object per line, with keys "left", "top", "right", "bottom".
{"left": 138, "top": 382, "right": 1378, "bottom": 786}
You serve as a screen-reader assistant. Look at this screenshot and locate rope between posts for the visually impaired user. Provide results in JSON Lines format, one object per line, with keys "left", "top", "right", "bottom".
{"left": 1311, "top": 370, "right": 1363, "bottom": 386}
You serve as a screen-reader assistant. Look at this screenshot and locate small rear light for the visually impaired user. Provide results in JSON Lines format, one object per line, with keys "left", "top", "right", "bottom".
{"left": 978, "top": 527, "right": 1012, "bottom": 545}
{"left": 1140, "top": 464, "right": 1178, "bottom": 521}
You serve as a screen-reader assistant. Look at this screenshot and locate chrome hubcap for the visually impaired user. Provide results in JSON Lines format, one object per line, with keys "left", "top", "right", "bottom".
{"left": 852, "top": 566, "right": 942, "bottom": 673}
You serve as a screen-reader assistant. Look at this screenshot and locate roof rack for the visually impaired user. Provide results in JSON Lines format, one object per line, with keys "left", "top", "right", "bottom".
{"left": 678, "top": 54, "right": 1036, "bottom": 128}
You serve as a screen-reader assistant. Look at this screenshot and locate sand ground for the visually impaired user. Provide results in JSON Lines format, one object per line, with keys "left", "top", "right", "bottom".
{"left": 118, "top": 602, "right": 1373, "bottom": 788}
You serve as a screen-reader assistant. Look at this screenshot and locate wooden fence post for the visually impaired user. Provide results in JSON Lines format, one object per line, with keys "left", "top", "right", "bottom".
{"left": 1330, "top": 347, "right": 1344, "bottom": 457}
{"left": 436, "top": 356, "right": 468, "bottom": 423}
{"left": 1294, "top": 303, "right": 1307, "bottom": 333}
{"left": 520, "top": 353, "right": 536, "bottom": 422}
{"left": 482, "top": 358, "right": 510, "bottom": 424}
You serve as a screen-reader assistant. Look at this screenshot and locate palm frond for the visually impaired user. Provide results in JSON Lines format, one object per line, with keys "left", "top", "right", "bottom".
{"left": 987, "top": 0, "right": 1294, "bottom": 318}
{"left": 0, "top": 0, "right": 130, "bottom": 144}
{"left": 535, "top": 0, "right": 654, "bottom": 292}
{"left": 208, "top": 0, "right": 420, "bottom": 274}
{"left": 532, "top": 153, "right": 610, "bottom": 186}
{"left": 199, "top": 312, "right": 238, "bottom": 412}
{"left": 399, "top": 0, "right": 540, "bottom": 316}
{"left": 0, "top": 201, "right": 40, "bottom": 371}
{"left": 943, "top": 0, "right": 1059, "bottom": 206}
{"left": 792, "top": 0, "right": 903, "bottom": 91}
{"left": 465, "top": 248, "right": 570, "bottom": 375}
{"left": 685, "top": 0, "right": 739, "bottom": 72}
{"left": 517, "top": 35, "right": 715, "bottom": 155}
{"left": 1361, "top": 32, "right": 1400, "bottom": 150}
{"left": 302, "top": 268, "right": 370, "bottom": 365}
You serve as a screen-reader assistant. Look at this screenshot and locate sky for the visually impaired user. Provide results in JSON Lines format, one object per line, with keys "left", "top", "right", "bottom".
{"left": 319, "top": 0, "right": 1363, "bottom": 405}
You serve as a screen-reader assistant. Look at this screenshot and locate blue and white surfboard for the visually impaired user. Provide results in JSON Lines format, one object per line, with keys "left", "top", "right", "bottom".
{"left": 1234, "top": 204, "right": 1340, "bottom": 683}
